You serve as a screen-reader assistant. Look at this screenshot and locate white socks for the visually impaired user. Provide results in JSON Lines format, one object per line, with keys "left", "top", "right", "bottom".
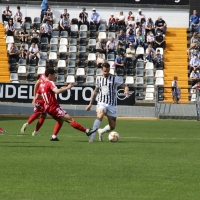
{"left": 52, "top": 135, "right": 57, "bottom": 139}
{"left": 101, "top": 125, "right": 111, "bottom": 134}
{"left": 89, "top": 119, "right": 101, "bottom": 141}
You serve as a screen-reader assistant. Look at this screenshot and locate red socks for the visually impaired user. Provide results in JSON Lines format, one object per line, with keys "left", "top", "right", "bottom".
{"left": 53, "top": 121, "right": 63, "bottom": 136}
{"left": 27, "top": 113, "right": 39, "bottom": 124}
{"left": 70, "top": 121, "right": 86, "bottom": 133}
{"left": 35, "top": 117, "right": 46, "bottom": 131}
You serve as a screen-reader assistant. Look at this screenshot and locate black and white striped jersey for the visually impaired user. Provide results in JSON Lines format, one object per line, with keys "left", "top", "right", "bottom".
{"left": 96, "top": 75, "right": 123, "bottom": 106}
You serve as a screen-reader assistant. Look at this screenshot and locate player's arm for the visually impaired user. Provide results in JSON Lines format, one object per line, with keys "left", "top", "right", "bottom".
{"left": 32, "top": 80, "right": 40, "bottom": 105}
{"left": 53, "top": 83, "right": 73, "bottom": 94}
{"left": 86, "top": 87, "right": 99, "bottom": 110}
{"left": 120, "top": 83, "right": 129, "bottom": 97}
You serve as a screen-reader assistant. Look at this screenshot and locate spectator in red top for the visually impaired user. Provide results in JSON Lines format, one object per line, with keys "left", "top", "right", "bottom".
{"left": 108, "top": 14, "right": 116, "bottom": 28}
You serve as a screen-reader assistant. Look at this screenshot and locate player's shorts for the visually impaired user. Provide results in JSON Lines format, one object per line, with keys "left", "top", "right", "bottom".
{"left": 34, "top": 100, "right": 46, "bottom": 115}
{"left": 97, "top": 103, "right": 116, "bottom": 118}
{"left": 47, "top": 104, "right": 67, "bottom": 118}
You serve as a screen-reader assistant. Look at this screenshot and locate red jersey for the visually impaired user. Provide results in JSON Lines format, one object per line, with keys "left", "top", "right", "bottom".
{"left": 39, "top": 73, "right": 46, "bottom": 83}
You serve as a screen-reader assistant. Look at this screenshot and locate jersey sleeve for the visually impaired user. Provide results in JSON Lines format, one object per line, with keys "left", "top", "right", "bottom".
{"left": 95, "top": 77, "right": 100, "bottom": 88}
{"left": 49, "top": 81, "right": 57, "bottom": 91}
{"left": 115, "top": 76, "right": 123, "bottom": 86}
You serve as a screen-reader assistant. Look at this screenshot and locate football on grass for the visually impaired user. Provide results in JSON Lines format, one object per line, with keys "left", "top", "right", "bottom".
{"left": 108, "top": 132, "right": 119, "bottom": 142}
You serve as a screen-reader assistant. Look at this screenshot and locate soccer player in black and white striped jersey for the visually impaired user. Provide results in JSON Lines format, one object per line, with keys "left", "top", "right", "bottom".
{"left": 86, "top": 63, "right": 129, "bottom": 142}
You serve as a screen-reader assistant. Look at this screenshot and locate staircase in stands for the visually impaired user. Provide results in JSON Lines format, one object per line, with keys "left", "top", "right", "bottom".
{"left": 0, "top": 24, "right": 10, "bottom": 82}
{"left": 164, "top": 28, "right": 188, "bottom": 103}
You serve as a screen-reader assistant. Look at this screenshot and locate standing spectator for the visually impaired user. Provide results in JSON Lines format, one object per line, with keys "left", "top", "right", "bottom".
{"left": 4, "top": 19, "right": 16, "bottom": 38}
{"left": 152, "top": 49, "right": 163, "bottom": 65}
{"left": 28, "top": 43, "right": 40, "bottom": 60}
{"left": 126, "top": 43, "right": 136, "bottom": 61}
{"left": 31, "top": 26, "right": 40, "bottom": 44}
{"left": 115, "top": 53, "right": 125, "bottom": 70}
{"left": 40, "top": 0, "right": 49, "bottom": 23}
{"left": 96, "top": 53, "right": 105, "bottom": 68}
{"left": 146, "top": 31, "right": 155, "bottom": 47}
{"left": 2, "top": 5, "right": 12, "bottom": 24}
{"left": 43, "top": 8, "right": 53, "bottom": 24}
{"left": 78, "top": 7, "right": 89, "bottom": 30}
{"left": 190, "top": 68, "right": 200, "bottom": 87}
{"left": 96, "top": 38, "right": 106, "bottom": 55}
{"left": 14, "top": 6, "right": 23, "bottom": 23}
{"left": 171, "top": 77, "right": 179, "bottom": 104}
{"left": 59, "top": 14, "right": 71, "bottom": 35}
{"left": 41, "top": 20, "right": 52, "bottom": 42}
{"left": 145, "top": 44, "right": 155, "bottom": 62}
{"left": 116, "top": 11, "right": 125, "bottom": 26}
{"left": 145, "top": 17, "right": 155, "bottom": 35}
{"left": 90, "top": 8, "right": 101, "bottom": 31}
{"left": 189, "top": 53, "right": 200, "bottom": 73}
{"left": 154, "top": 31, "right": 166, "bottom": 50}
{"left": 135, "top": 30, "right": 147, "bottom": 49}
{"left": 9, "top": 43, "right": 19, "bottom": 62}
{"left": 135, "top": 9, "right": 146, "bottom": 27}
{"left": 117, "top": 30, "right": 126, "bottom": 45}
{"left": 108, "top": 14, "right": 116, "bottom": 29}
{"left": 20, "top": 43, "right": 28, "bottom": 62}
{"left": 20, "top": 27, "right": 29, "bottom": 44}
{"left": 106, "top": 37, "right": 117, "bottom": 57}
{"left": 155, "top": 16, "right": 167, "bottom": 35}
{"left": 126, "top": 29, "right": 136, "bottom": 48}
{"left": 60, "top": 8, "right": 70, "bottom": 19}
{"left": 190, "top": 10, "right": 200, "bottom": 33}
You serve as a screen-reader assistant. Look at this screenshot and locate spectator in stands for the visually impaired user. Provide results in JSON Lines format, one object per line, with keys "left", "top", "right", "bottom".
{"left": 126, "top": 15, "right": 136, "bottom": 32}
{"left": 146, "top": 31, "right": 155, "bottom": 47}
{"left": 96, "top": 38, "right": 106, "bottom": 55}
{"left": 20, "top": 43, "right": 28, "bottom": 61}
{"left": 40, "top": 0, "right": 49, "bottom": 23}
{"left": 135, "top": 9, "right": 146, "bottom": 27}
{"left": 190, "top": 10, "right": 200, "bottom": 33}
{"left": 60, "top": 8, "right": 70, "bottom": 19}
{"left": 20, "top": 27, "right": 29, "bottom": 44}
{"left": 28, "top": 42, "right": 40, "bottom": 61}
{"left": 4, "top": 19, "right": 16, "bottom": 38}
{"left": 126, "top": 29, "right": 136, "bottom": 49}
{"left": 116, "top": 11, "right": 125, "bottom": 27}
{"left": 145, "top": 17, "right": 155, "bottom": 35}
{"left": 117, "top": 30, "right": 126, "bottom": 45}
{"left": 191, "top": 80, "right": 200, "bottom": 94}
{"left": 59, "top": 14, "right": 71, "bottom": 35}
{"left": 31, "top": 26, "right": 40, "bottom": 44}
{"left": 190, "top": 68, "right": 200, "bottom": 86}
{"left": 78, "top": 7, "right": 89, "bottom": 30}
{"left": 115, "top": 53, "right": 125, "bottom": 70}
{"left": 41, "top": 20, "right": 53, "bottom": 42}
{"left": 106, "top": 37, "right": 117, "bottom": 58}
{"left": 152, "top": 49, "right": 163, "bottom": 65}
{"left": 43, "top": 8, "right": 53, "bottom": 24}
{"left": 188, "top": 47, "right": 200, "bottom": 60}
{"left": 9, "top": 42, "right": 19, "bottom": 62}
{"left": 136, "top": 23, "right": 146, "bottom": 36}
{"left": 135, "top": 30, "right": 147, "bottom": 50}
{"left": 155, "top": 16, "right": 167, "bottom": 35}
{"left": 126, "top": 24, "right": 135, "bottom": 35}
{"left": 140, "top": 17, "right": 146, "bottom": 29}
{"left": 171, "top": 76, "right": 179, "bottom": 104}
{"left": 116, "top": 43, "right": 125, "bottom": 57}
{"left": 90, "top": 8, "right": 101, "bottom": 31}
{"left": 145, "top": 44, "right": 155, "bottom": 62}
{"left": 126, "top": 11, "right": 133, "bottom": 22}
{"left": 188, "top": 32, "right": 200, "bottom": 51}
{"left": 2, "top": 5, "right": 12, "bottom": 24}
{"left": 108, "top": 14, "right": 116, "bottom": 29}
{"left": 189, "top": 52, "right": 200, "bottom": 73}
{"left": 126, "top": 43, "right": 136, "bottom": 61}
{"left": 154, "top": 31, "right": 166, "bottom": 50}
{"left": 96, "top": 53, "right": 105, "bottom": 68}
{"left": 14, "top": 6, "right": 23, "bottom": 23}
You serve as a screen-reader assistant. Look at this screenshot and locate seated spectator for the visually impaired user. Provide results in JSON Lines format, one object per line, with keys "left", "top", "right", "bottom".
{"left": 154, "top": 31, "right": 166, "bottom": 50}
{"left": 41, "top": 20, "right": 53, "bottom": 42}
{"left": 155, "top": 16, "right": 167, "bottom": 35}
{"left": 20, "top": 27, "right": 29, "bottom": 44}
{"left": 117, "top": 30, "right": 126, "bottom": 45}
{"left": 188, "top": 47, "right": 200, "bottom": 60}
{"left": 191, "top": 80, "right": 200, "bottom": 93}
{"left": 145, "top": 17, "right": 155, "bottom": 35}
{"left": 2, "top": 5, "right": 12, "bottom": 24}
{"left": 31, "top": 26, "right": 40, "bottom": 44}
{"left": 188, "top": 32, "right": 200, "bottom": 51}
{"left": 146, "top": 31, "right": 155, "bottom": 47}
{"left": 126, "top": 11, "right": 133, "bottom": 22}
{"left": 126, "top": 29, "right": 136, "bottom": 48}
{"left": 135, "top": 24, "right": 146, "bottom": 36}
{"left": 106, "top": 37, "right": 117, "bottom": 58}
{"left": 20, "top": 43, "right": 28, "bottom": 61}
{"left": 116, "top": 11, "right": 125, "bottom": 26}
{"left": 189, "top": 53, "right": 200, "bottom": 73}
{"left": 78, "top": 7, "right": 89, "bottom": 30}
{"left": 152, "top": 49, "right": 163, "bottom": 65}
{"left": 9, "top": 43, "right": 19, "bottom": 62}
{"left": 14, "top": 6, "right": 23, "bottom": 23}
{"left": 126, "top": 15, "right": 136, "bottom": 31}
{"left": 4, "top": 19, "right": 16, "bottom": 38}
{"left": 116, "top": 43, "right": 125, "bottom": 57}
{"left": 28, "top": 43, "right": 40, "bottom": 61}
{"left": 145, "top": 44, "right": 155, "bottom": 62}
{"left": 43, "top": 8, "right": 53, "bottom": 24}
{"left": 96, "top": 38, "right": 106, "bottom": 55}
{"left": 135, "top": 30, "right": 147, "bottom": 49}
{"left": 126, "top": 43, "right": 136, "bottom": 61}
{"left": 59, "top": 14, "right": 71, "bottom": 35}
{"left": 60, "top": 8, "right": 70, "bottom": 19}
{"left": 190, "top": 68, "right": 200, "bottom": 86}
{"left": 190, "top": 10, "right": 200, "bottom": 33}
{"left": 96, "top": 53, "right": 105, "bottom": 68}
{"left": 135, "top": 9, "right": 146, "bottom": 27}
{"left": 140, "top": 17, "right": 146, "bottom": 29}
{"left": 108, "top": 14, "right": 116, "bottom": 28}
{"left": 115, "top": 53, "right": 125, "bottom": 70}
{"left": 90, "top": 8, "right": 101, "bottom": 31}
{"left": 126, "top": 24, "right": 135, "bottom": 35}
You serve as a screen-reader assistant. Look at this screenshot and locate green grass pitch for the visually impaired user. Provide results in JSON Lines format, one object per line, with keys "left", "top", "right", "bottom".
{"left": 0, "top": 117, "right": 200, "bottom": 200}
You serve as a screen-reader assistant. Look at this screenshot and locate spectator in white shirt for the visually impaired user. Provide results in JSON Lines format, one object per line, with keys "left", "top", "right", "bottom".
{"left": 189, "top": 54, "right": 200, "bottom": 73}
{"left": 136, "top": 24, "right": 146, "bottom": 36}
{"left": 126, "top": 15, "right": 136, "bottom": 31}
{"left": 40, "top": 20, "right": 53, "bottom": 42}
{"left": 190, "top": 68, "right": 200, "bottom": 86}
{"left": 135, "top": 9, "right": 146, "bottom": 27}
{"left": 14, "top": 6, "right": 23, "bottom": 23}
{"left": 106, "top": 37, "right": 117, "bottom": 58}
{"left": 116, "top": 11, "right": 125, "bottom": 26}
{"left": 96, "top": 53, "right": 105, "bottom": 68}
{"left": 146, "top": 31, "right": 155, "bottom": 46}
{"left": 28, "top": 43, "right": 40, "bottom": 60}
{"left": 145, "top": 17, "right": 155, "bottom": 35}
{"left": 2, "top": 5, "right": 12, "bottom": 24}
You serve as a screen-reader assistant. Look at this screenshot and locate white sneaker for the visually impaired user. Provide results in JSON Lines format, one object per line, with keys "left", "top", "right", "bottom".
{"left": 98, "top": 129, "right": 104, "bottom": 141}
{"left": 32, "top": 131, "right": 37, "bottom": 136}
{"left": 21, "top": 123, "right": 28, "bottom": 134}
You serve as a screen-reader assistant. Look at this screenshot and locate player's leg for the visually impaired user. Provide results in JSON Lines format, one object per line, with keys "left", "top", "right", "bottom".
{"left": 32, "top": 113, "right": 47, "bottom": 136}
{"left": 50, "top": 117, "right": 64, "bottom": 141}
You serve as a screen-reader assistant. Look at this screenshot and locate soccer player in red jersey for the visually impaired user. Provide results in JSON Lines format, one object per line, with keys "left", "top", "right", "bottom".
{"left": 37, "top": 68, "right": 97, "bottom": 141}
{"left": 20, "top": 73, "right": 47, "bottom": 136}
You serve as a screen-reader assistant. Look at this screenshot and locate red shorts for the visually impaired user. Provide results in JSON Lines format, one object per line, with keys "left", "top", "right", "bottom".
{"left": 47, "top": 104, "right": 67, "bottom": 118}
{"left": 34, "top": 100, "right": 46, "bottom": 115}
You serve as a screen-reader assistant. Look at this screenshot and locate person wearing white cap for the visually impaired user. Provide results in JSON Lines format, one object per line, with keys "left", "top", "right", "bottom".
{"left": 90, "top": 8, "right": 101, "bottom": 31}
{"left": 135, "top": 8, "right": 146, "bottom": 26}
{"left": 108, "top": 13, "right": 116, "bottom": 28}
{"left": 155, "top": 16, "right": 167, "bottom": 35}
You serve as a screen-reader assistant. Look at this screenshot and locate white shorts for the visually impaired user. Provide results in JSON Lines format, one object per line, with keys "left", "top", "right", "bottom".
{"left": 97, "top": 103, "right": 116, "bottom": 117}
